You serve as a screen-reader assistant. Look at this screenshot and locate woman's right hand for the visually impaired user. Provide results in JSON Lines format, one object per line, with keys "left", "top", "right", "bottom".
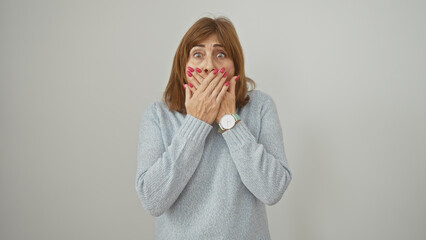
{"left": 183, "top": 67, "right": 229, "bottom": 125}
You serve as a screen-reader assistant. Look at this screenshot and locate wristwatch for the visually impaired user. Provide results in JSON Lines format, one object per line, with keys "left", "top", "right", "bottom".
{"left": 218, "top": 113, "right": 241, "bottom": 133}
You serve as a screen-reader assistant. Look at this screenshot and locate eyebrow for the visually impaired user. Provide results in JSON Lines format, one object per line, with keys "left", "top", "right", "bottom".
{"left": 193, "top": 44, "right": 224, "bottom": 48}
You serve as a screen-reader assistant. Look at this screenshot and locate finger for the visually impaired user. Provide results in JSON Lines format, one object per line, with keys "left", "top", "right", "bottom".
{"left": 184, "top": 84, "right": 191, "bottom": 103}
{"left": 187, "top": 67, "right": 202, "bottom": 88}
{"left": 186, "top": 72, "right": 202, "bottom": 97}
{"left": 189, "top": 79, "right": 200, "bottom": 90}
{"left": 228, "top": 75, "right": 239, "bottom": 95}
{"left": 205, "top": 68, "right": 226, "bottom": 96}
{"left": 188, "top": 77, "right": 200, "bottom": 90}
{"left": 210, "top": 72, "right": 228, "bottom": 98}
{"left": 197, "top": 68, "right": 219, "bottom": 93}
{"left": 185, "top": 69, "right": 199, "bottom": 88}
{"left": 188, "top": 82, "right": 196, "bottom": 94}
{"left": 216, "top": 81, "right": 229, "bottom": 103}
{"left": 195, "top": 67, "right": 203, "bottom": 74}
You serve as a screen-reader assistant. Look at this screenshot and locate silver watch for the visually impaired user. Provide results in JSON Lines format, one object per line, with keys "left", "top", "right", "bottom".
{"left": 218, "top": 113, "right": 241, "bottom": 133}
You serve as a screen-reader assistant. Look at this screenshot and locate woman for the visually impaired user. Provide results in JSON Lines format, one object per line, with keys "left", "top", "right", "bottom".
{"left": 136, "top": 16, "right": 292, "bottom": 239}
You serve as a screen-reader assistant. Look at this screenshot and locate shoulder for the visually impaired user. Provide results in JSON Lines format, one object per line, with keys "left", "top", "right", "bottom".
{"left": 142, "top": 101, "right": 157, "bottom": 116}
{"left": 143, "top": 100, "right": 170, "bottom": 113}
{"left": 243, "top": 89, "right": 280, "bottom": 119}
{"left": 140, "top": 100, "right": 176, "bottom": 123}
{"left": 140, "top": 101, "right": 162, "bottom": 121}
{"left": 246, "top": 89, "right": 276, "bottom": 109}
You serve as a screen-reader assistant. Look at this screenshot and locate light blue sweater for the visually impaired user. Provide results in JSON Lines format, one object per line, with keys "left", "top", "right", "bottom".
{"left": 135, "top": 89, "right": 292, "bottom": 239}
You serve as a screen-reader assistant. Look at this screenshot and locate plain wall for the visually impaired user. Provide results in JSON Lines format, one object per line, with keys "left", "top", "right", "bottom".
{"left": 1, "top": 0, "right": 425, "bottom": 239}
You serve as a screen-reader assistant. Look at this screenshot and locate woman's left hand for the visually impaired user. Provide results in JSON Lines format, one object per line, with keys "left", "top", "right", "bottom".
{"left": 214, "top": 75, "right": 239, "bottom": 124}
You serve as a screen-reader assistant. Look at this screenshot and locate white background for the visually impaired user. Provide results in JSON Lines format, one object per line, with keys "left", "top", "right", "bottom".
{"left": 1, "top": 0, "right": 425, "bottom": 239}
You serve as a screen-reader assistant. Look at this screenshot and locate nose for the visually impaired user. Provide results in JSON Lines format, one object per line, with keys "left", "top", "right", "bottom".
{"left": 203, "top": 55, "right": 216, "bottom": 74}
{"left": 204, "top": 68, "right": 214, "bottom": 73}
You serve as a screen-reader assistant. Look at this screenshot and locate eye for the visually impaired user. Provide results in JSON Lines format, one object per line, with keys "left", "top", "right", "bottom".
{"left": 193, "top": 52, "right": 203, "bottom": 58}
{"left": 217, "top": 52, "right": 226, "bottom": 58}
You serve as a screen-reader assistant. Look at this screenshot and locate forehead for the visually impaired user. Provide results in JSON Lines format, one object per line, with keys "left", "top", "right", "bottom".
{"left": 192, "top": 34, "right": 224, "bottom": 48}
{"left": 200, "top": 34, "right": 219, "bottom": 43}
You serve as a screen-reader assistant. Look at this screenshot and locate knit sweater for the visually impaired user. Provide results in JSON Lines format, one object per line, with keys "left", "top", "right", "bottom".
{"left": 135, "top": 89, "right": 292, "bottom": 240}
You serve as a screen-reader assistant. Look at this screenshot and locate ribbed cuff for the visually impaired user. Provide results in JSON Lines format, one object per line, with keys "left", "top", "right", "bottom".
{"left": 178, "top": 114, "right": 213, "bottom": 142}
{"left": 222, "top": 120, "right": 256, "bottom": 151}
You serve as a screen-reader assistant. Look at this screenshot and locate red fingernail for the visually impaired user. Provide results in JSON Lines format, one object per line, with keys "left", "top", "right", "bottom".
{"left": 223, "top": 72, "right": 227, "bottom": 78}
{"left": 213, "top": 69, "right": 218, "bottom": 74}
{"left": 236, "top": 75, "right": 240, "bottom": 81}
{"left": 187, "top": 66, "right": 194, "bottom": 72}
{"left": 225, "top": 81, "right": 230, "bottom": 86}
{"left": 196, "top": 68, "right": 202, "bottom": 73}
{"left": 220, "top": 67, "right": 225, "bottom": 73}
{"left": 187, "top": 71, "right": 192, "bottom": 77}
{"left": 189, "top": 82, "right": 193, "bottom": 88}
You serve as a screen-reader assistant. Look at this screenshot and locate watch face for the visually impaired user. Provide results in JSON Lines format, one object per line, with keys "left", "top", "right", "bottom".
{"left": 220, "top": 114, "right": 235, "bottom": 129}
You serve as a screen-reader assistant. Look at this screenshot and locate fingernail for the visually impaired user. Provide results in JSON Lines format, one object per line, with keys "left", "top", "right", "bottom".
{"left": 183, "top": 83, "right": 186, "bottom": 89}
{"left": 236, "top": 75, "right": 240, "bottom": 81}
{"left": 187, "top": 71, "right": 192, "bottom": 77}
{"left": 187, "top": 66, "right": 194, "bottom": 72}
{"left": 196, "top": 68, "right": 202, "bottom": 73}
{"left": 225, "top": 81, "right": 230, "bottom": 86}
{"left": 223, "top": 72, "right": 227, "bottom": 78}
{"left": 213, "top": 69, "right": 219, "bottom": 74}
{"left": 189, "top": 82, "right": 193, "bottom": 88}
{"left": 220, "top": 67, "right": 225, "bottom": 73}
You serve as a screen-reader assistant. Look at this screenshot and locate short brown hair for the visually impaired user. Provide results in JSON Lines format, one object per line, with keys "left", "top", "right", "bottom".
{"left": 162, "top": 16, "right": 256, "bottom": 114}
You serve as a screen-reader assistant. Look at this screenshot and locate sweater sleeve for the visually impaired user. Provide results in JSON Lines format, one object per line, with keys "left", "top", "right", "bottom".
{"left": 221, "top": 97, "right": 292, "bottom": 205}
{"left": 135, "top": 102, "right": 213, "bottom": 216}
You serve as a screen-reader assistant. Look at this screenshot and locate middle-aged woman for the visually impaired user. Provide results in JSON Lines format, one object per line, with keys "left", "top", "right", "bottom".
{"left": 136, "top": 16, "right": 292, "bottom": 239}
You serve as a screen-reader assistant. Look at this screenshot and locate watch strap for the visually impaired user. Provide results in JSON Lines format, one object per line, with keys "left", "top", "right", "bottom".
{"left": 232, "top": 113, "right": 241, "bottom": 121}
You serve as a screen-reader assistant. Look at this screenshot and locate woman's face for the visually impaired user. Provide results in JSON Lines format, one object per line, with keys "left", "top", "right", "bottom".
{"left": 185, "top": 34, "right": 235, "bottom": 82}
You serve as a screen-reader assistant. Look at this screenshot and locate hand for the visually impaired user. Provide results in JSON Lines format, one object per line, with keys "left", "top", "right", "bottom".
{"left": 185, "top": 66, "right": 239, "bottom": 124}
{"left": 215, "top": 74, "right": 238, "bottom": 124}
{"left": 183, "top": 67, "right": 229, "bottom": 125}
